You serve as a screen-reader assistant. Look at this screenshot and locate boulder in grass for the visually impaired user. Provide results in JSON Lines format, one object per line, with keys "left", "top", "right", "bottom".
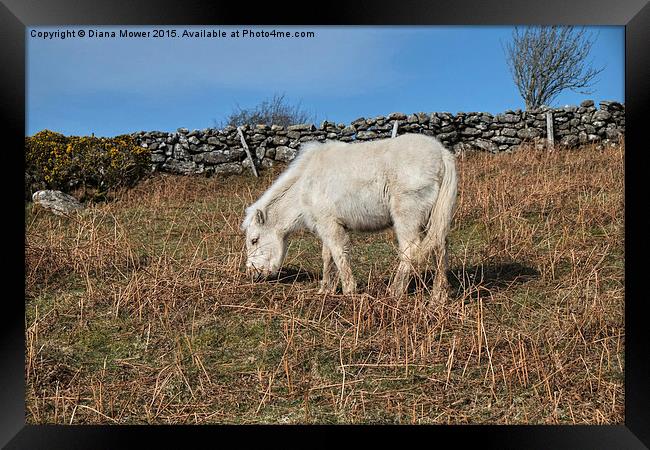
{"left": 32, "top": 190, "right": 84, "bottom": 216}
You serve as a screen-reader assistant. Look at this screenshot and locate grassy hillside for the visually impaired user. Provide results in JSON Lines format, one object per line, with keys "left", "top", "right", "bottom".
{"left": 25, "top": 142, "right": 624, "bottom": 424}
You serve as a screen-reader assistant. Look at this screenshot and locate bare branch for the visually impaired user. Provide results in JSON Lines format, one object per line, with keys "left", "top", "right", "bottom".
{"left": 504, "top": 26, "right": 605, "bottom": 110}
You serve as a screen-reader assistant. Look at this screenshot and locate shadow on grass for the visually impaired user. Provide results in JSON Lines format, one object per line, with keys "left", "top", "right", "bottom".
{"left": 261, "top": 262, "right": 539, "bottom": 298}
{"left": 406, "top": 261, "right": 540, "bottom": 299}
{"left": 266, "top": 266, "right": 319, "bottom": 284}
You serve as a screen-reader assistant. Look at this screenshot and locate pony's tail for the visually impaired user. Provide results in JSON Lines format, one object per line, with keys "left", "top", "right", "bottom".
{"left": 419, "top": 149, "right": 458, "bottom": 262}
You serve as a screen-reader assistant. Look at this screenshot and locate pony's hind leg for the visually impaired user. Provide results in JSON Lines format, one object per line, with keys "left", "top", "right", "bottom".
{"left": 419, "top": 237, "right": 451, "bottom": 303}
{"left": 317, "top": 222, "right": 356, "bottom": 294}
{"left": 389, "top": 241, "right": 421, "bottom": 295}
{"left": 432, "top": 239, "right": 451, "bottom": 300}
{"left": 388, "top": 217, "right": 423, "bottom": 296}
{"left": 318, "top": 243, "right": 339, "bottom": 294}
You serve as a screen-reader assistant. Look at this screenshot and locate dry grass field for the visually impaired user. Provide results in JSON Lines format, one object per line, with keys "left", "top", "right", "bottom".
{"left": 25, "top": 142, "right": 624, "bottom": 424}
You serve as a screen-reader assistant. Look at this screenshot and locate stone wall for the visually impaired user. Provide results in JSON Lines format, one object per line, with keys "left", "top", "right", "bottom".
{"left": 132, "top": 100, "right": 624, "bottom": 176}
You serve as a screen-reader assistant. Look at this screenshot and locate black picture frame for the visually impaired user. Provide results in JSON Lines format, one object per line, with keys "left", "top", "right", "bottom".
{"left": 4, "top": 0, "right": 648, "bottom": 448}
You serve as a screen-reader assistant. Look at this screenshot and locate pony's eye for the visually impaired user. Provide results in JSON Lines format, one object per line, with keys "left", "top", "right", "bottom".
{"left": 251, "top": 238, "right": 259, "bottom": 245}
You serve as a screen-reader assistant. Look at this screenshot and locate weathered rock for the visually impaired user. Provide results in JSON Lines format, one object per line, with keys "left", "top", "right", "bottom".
{"left": 213, "top": 163, "right": 243, "bottom": 175}
{"left": 517, "top": 128, "right": 541, "bottom": 140}
{"left": 173, "top": 144, "right": 190, "bottom": 159}
{"left": 261, "top": 158, "right": 275, "bottom": 169}
{"left": 340, "top": 126, "right": 356, "bottom": 136}
{"left": 560, "top": 135, "right": 579, "bottom": 147}
{"left": 275, "top": 146, "right": 297, "bottom": 162}
{"left": 436, "top": 131, "right": 458, "bottom": 141}
{"left": 272, "top": 136, "right": 289, "bottom": 145}
{"left": 491, "top": 136, "right": 521, "bottom": 145}
{"left": 32, "top": 190, "right": 84, "bottom": 216}
{"left": 600, "top": 101, "right": 623, "bottom": 110}
{"left": 605, "top": 128, "right": 622, "bottom": 140}
{"left": 287, "top": 123, "right": 315, "bottom": 132}
{"left": 497, "top": 113, "right": 520, "bottom": 123}
{"left": 151, "top": 153, "right": 167, "bottom": 163}
{"left": 193, "top": 151, "right": 237, "bottom": 165}
{"left": 472, "top": 139, "right": 499, "bottom": 153}
{"left": 162, "top": 159, "right": 200, "bottom": 175}
{"left": 593, "top": 110, "right": 611, "bottom": 121}
{"left": 388, "top": 112, "right": 407, "bottom": 120}
{"left": 460, "top": 127, "right": 481, "bottom": 136}
{"left": 356, "top": 130, "right": 378, "bottom": 140}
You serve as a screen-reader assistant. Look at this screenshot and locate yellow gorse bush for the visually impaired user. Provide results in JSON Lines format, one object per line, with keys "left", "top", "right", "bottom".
{"left": 26, "top": 130, "right": 151, "bottom": 198}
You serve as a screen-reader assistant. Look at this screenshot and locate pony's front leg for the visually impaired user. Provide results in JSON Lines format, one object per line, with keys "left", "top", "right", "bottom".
{"left": 318, "top": 244, "right": 339, "bottom": 294}
{"left": 318, "top": 223, "right": 356, "bottom": 294}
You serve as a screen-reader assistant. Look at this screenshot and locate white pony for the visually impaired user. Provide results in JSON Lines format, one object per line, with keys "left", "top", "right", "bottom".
{"left": 241, "top": 133, "right": 458, "bottom": 297}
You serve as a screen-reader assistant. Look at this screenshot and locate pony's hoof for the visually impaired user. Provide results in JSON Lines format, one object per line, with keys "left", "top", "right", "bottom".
{"left": 318, "top": 286, "right": 336, "bottom": 294}
{"left": 342, "top": 284, "right": 357, "bottom": 295}
{"left": 429, "top": 287, "right": 450, "bottom": 305}
{"left": 387, "top": 283, "right": 407, "bottom": 297}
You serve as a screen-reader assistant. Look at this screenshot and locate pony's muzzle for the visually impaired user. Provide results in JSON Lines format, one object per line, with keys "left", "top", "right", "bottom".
{"left": 246, "top": 265, "right": 267, "bottom": 282}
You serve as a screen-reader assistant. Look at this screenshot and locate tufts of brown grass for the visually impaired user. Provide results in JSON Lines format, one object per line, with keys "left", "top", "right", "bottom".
{"left": 25, "top": 142, "right": 624, "bottom": 424}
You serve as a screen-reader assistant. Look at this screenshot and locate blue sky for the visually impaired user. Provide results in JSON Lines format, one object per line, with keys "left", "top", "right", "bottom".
{"left": 27, "top": 26, "right": 624, "bottom": 137}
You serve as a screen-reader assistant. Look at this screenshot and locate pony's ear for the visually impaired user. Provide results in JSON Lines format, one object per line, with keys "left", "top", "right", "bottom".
{"left": 255, "top": 208, "right": 266, "bottom": 225}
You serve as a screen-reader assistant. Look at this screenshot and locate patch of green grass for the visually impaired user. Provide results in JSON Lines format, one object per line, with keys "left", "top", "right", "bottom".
{"left": 69, "top": 318, "right": 148, "bottom": 371}
{"left": 449, "top": 222, "right": 490, "bottom": 255}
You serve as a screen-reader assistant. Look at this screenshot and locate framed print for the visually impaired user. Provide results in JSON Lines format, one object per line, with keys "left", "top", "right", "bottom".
{"left": 3, "top": 0, "right": 649, "bottom": 447}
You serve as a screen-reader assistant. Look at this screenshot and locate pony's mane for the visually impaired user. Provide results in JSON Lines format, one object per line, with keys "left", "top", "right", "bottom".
{"left": 241, "top": 140, "right": 330, "bottom": 231}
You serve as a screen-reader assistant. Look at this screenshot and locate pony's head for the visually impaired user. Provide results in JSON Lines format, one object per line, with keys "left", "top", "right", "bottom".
{"left": 241, "top": 206, "right": 288, "bottom": 280}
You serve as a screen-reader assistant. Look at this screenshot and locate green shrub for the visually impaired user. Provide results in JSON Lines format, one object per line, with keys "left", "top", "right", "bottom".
{"left": 25, "top": 130, "right": 151, "bottom": 200}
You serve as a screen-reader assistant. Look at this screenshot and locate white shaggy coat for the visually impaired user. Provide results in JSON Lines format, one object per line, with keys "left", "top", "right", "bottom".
{"left": 242, "top": 133, "right": 458, "bottom": 296}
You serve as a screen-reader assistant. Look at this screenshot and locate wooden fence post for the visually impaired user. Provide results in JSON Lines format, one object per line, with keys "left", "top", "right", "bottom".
{"left": 237, "top": 126, "right": 259, "bottom": 177}
{"left": 391, "top": 120, "right": 399, "bottom": 138}
{"left": 546, "top": 111, "right": 554, "bottom": 152}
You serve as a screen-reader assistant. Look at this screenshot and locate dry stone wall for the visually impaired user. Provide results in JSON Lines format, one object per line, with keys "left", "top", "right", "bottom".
{"left": 132, "top": 100, "right": 624, "bottom": 176}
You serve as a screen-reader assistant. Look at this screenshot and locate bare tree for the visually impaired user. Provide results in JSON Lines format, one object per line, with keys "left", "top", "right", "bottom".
{"left": 504, "top": 26, "right": 605, "bottom": 110}
{"left": 221, "top": 93, "right": 315, "bottom": 128}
